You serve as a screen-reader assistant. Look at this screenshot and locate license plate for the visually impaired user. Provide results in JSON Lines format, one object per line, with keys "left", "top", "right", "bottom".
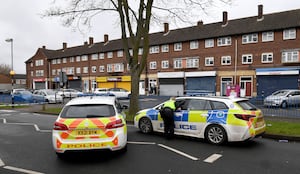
{"left": 76, "top": 130, "right": 99, "bottom": 135}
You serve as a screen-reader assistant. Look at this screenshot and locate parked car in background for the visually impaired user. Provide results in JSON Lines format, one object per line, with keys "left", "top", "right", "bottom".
{"left": 134, "top": 96, "right": 266, "bottom": 145}
{"left": 33, "top": 89, "right": 63, "bottom": 104}
{"left": 52, "top": 96, "right": 128, "bottom": 157}
{"left": 108, "top": 88, "right": 131, "bottom": 99}
{"left": 13, "top": 90, "right": 45, "bottom": 103}
{"left": 57, "top": 89, "right": 83, "bottom": 98}
{"left": 94, "top": 88, "right": 110, "bottom": 95}
{"left": 263, "top": 89, "right": 300, "bottom": 108}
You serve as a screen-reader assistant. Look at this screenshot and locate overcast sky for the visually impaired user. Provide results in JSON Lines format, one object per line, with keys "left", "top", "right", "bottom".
{"left": 1, "top": 0, "right": 300, "bottom": 74}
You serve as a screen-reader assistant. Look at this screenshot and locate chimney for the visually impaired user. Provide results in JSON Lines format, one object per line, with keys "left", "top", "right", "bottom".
{"left": 42, "top": 46, "right": 46, "bottom": 49}
{"left": 89, "top": 37, "right": 94, "bottom": 45}
{"left": 197, "top": 20, "right": 203, "bottom": 27}
{"left": 104, "top": 34, "right": 109, "bottom": 43}
{"left": 63, "top": 42, "right": 67, "bottom": 49}
{"left": 222, "top": 11, "right": 228, "bottom": 26}
{"left": 164, "top": 23, "right": 169, "bottom": 33}
{"left": 84, "top": 41, "right": 88, "bottom": 45}
{"left": 258, "top": 4, "right": 264, "bottom": 21}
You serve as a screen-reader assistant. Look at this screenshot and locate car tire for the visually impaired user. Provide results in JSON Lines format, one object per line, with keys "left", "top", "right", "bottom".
{"left": 281, "top": 101, "right": 287, "bottom": 108}
{"left": 139, "top": 117, "right": 153, "bottom": 134}
{"left": 205, "top": 124, "right": 227, "bottom": 145}
{"left": 56, "top": 152, "right": 65, "bottom": 159}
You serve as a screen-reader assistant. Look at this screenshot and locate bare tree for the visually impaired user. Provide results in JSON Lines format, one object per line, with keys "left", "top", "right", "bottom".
{"left": 44, "top": 0, "right": 231, "bottom": 117}
{"left": 0, "top": 64, "right": 11, "bottom": 75}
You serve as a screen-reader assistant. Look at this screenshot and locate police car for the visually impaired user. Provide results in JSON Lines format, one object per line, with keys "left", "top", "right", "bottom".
{"left": 52, "top": 96, "right": 128, "bottom": 157}
{"left": 134, "top": 96, "right": 266, "bottom": 145}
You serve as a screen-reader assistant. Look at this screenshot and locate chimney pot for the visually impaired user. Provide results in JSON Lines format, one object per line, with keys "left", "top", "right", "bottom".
{"left": 164, "top": 23, "right": 169, "bottom": 33}
{"left": 84, "top": 41, "right": 88, "bottom": 45}
{"left": 104, "top": 34, "right": 109, "bottom": 43}
{"left": 89, "top": 37, "right": 94, "bottom": 45}
{"left": 42, "top": 46, "right": 46, "bottom": 49}
{"left": 222, "top": 11, "right": 228, "bottom": 26}
{"left": 197, "top": 20, "right": 203, "bottom": 27}
{"left": 63, "top": 42, "right": 67, "bottom": 49}
{"left": 258, "top": 4, "right": 263, "bottom": 20}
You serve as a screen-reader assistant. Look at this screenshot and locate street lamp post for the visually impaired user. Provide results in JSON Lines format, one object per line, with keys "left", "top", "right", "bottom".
{"left": 5, "top": 38, "right": 14, "bottom": 108}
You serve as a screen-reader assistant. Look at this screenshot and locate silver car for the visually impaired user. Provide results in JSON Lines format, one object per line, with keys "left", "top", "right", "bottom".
{"left": 34, "top": 89, "right": 63, "bottom": 103}
{"left": 263, "top": 89, "right": 300, "bottom": 108}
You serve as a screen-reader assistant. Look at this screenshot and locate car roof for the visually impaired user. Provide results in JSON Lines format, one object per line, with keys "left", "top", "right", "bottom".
{"left": 65, "top": 96, "right": 116, "bottom": 106}
{"left": 176, "top": 96, "right": 248, "bottom": 102}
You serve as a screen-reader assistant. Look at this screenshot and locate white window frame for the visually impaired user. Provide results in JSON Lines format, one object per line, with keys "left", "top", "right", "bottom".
{"left": 283, "top": 28, "right": 296, "bottom": 40}
{"left": 35, "top": 70, "right": 44, "bottom": 77}
{"left": 262, "top": 31, "right": 274, "bottom": 42}
{"left": 221, "top": 56, "right": 231, "bottom": 65}
{"left": 76, "top": 67, "right": 81, "bottom": 74}
{"left": 52, "top": 69, "right": 56, "bottom": 76}
{"left": 174, "top": 59, "right": 183, "bottom": 69}
{"left": 99, "top": 53, "right": 105, "bottom": 59}
{"left": 138, "top": 48, "right": 143, "bottom": 55}
{"left": 190, "top": 41, "right": 199, "bottom": 49}
{"left": 205, "top": 39, "right": 214, "bottom": 48}
{"left": 205, "top": 57, "right": 214, "bottom": 66}
{"left": 114, "top": 63, "right": 124, "bottom": 72}
{"left": 99, "top": 65, "right": 105, "bottom": 72}
{"left": 81, "top": 55, "right": 88, "bottom": 61}
{"left": 56, "top": 59, "right": 61, "bottom": 64}
{"left": 62, "top": 58, "right": 67, "bottom": 63}
{"left": 66, "top": 67, "right": 74, "bottom": 75}
{"left": 149, "top": 46, "right": 159, "bottom": 54}
{"left": 107, "top": 52, "right": 113, "bottom": 58}
{"left": 174, "top": 42, "right": 182, "bottom": 51}
{"left": 91, "top": 66, "right": 97, "bottom": 73}
{"left": 217, "top": 37, "right": 231, "bottom": 46}
{"left": 281, "top": 51, "right": 299, "bottom": 63}
{"left": 161, "top": 60, "right": 169, "bottom": 69}
{"left": 117, "top": 50, "right": 123, "bottom": 57}
{"left": 76, "top": 56, "right": 81, "bottom": 62}
{"left": 83, "top": 67, "right": 89, "bottom": 73}
{"left": 35, "top": 59, "right": 44, "bottom": 66}
{"left": 186, "top": 57, "right": 199, "bottom": 68}
{"left": 91, "top": 54, "right": 98, "bottom": 60}
{"left": 242, "top": 54, "right": 253, "bottom": 64}
{"left": 70, "top": 57, "right": 74, "bottom": 62}
{"left": 261, "top": 53, "right": 273, "bottom": 63}
{"left": 51, "top": 59, "right": 56, "bottom": 65}
{"left": 107, "top": 64, "right": 113, "bottom": 72}
{"left": 149, "top": 61, "right": 157, "bottom": 70}
{"left": 161, "top": 44, "right": 169, "bottom": 53}
{"left": 242, "top": 33, "right": 258, "bottom": 44}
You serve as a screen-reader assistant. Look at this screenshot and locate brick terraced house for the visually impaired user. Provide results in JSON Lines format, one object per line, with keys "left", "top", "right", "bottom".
{"left": 25, "top": 5, "right": 300, "bottom": 97}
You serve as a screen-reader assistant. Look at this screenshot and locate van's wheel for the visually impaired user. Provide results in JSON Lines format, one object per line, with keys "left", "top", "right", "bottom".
{"left": 139, "top": 117, "right": 153, "bottom": 133}
{"left": 281, "top": 101, "right": 287, "bottom": 108}
{"left": 205, "top": 125, "right": 227, "bottom": 145}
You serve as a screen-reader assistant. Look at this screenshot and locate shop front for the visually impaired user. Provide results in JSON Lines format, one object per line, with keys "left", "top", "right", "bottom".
{"left": 96, "top": 76, "right": 131, "bottom": 91}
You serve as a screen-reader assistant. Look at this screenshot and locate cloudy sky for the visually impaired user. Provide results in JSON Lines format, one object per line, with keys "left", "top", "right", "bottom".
{"left": 1, "top": 0, "right": 300, "bottom": 74}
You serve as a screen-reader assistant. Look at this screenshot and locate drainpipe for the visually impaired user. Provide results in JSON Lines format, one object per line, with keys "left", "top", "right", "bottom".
{"left": 234, "top": 38, "right": 238, "bottom": 85}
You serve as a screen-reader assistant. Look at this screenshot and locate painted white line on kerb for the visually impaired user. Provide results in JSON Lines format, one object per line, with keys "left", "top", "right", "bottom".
{"left": 127, "top": 141, "right": 156, "bottom": 145}
{"left": 4, "top": 166, "right": 44, "bottom": 174}
{"left": 203, "top": 154, "right": 222, "bottom": 163}
{"left": 157, "top": 144, "right": 199, "bottom": 161}
{"left": 0, "top": 158, "right": 5, "bottom": 167}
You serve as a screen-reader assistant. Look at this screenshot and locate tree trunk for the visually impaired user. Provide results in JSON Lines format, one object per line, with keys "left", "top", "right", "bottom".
{"left": 128, "top": 70, "right": 140, "bottom": 118}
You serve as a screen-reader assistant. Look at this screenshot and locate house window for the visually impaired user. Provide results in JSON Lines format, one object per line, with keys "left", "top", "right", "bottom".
{"left": 52, "top": 69, "right": 56, "bottom": 76}
{"left": 129, "top": 49, "right": 133, "bottom": 56}
{"left": 99, "top": 65, "right": 105, "bottom": 72}
{"left": 262, "top": 31, "right": 274, "bottom": 42}
{"left": 99, "top": 53, "right": 104, "bottom": 59}
{"left": 83, "top": 67, "right": 89, "bottom": 73}
{"left": 91, "top": 66, "right": 97, "bottom": 73}
{"left": 205, "top": 39, "right": 214, "bottom": 48}
{"left": 242, "top": 54, "right": 253, "bottom": 64}
{"left": 242, "top": 33, "right": 258, "bottom": 44}
{"left": 217, "top": 37, "right": 231, "bottom": 46}
{"left": 107, "top": 52, "right": 113, "bottom": 58}
{"left": 62, "top": 58, "right": 67, "bottom": 63}
{"left": 186, "top": 57, "right": 199, "bottom": 68}
{"left": 117, "top": 50, "right": 123, "bottom": 57}
{"left": 138, "top": 48, "right": 143, "bottom": 55}
{"left": 114, "top": 63, "right": 124, "bottom": 72}
{"left": 51, "top": 59, "right": 56, "bottom": 65}
{"left": 221, "top": 56, "right": 231, "bottom": 65}
{"left": 161, "top": 60, "right": 169, "bottom": 69}
{"left": 149, "top": 46, "right": 159, "bottom": 54}
{"left": 107, "top": 64, "right": 113, "bottom": 72}
{"left": 161, "top": 44, "right": 169, "bottom": 52}
{"left": 76, "top": 56, "right": 81, "bottom": 62}
{"left": 174, "top": 42, "right": 182, "bottom": 51}
{"left": 205, "top": 57, "right": 214, "bottom": 66}
{"left": 261, "top": 53, "right": 273, "bottom": 63}
{"left": 66, "top": 67, "right": 74, "bottom": 75}
{"left": 190, "top": 41, "right": 199, "bottom": 49}
{"left": 56, "top": 59, "right": 61, "bottom": 64}
{"left": 70, "top": 57, "right": 74, "bottom": 62}
{"left": 35, "top": 60, "right": 44, "bottom": 66}
{"left": 35, "top": 70, "right": 44, "bottom": 77}
{"left": 283, "top": 28, "right": 296, "bottom": 40}
{"left": 150, "top": 61, "right": 157, "bottom": 70}
{"left": 91, "top": 54, "right": 98, "bottom": 60}
{"left": 57, "top": 69, "right": 61, "bottom": 75}
{"left": 81, "top": 55, "right": 88, "bottom": 61}
{"left": 281, "top": 51, "right": 299, "bottom": 63}
{"left": 174, "top": 59, "right": 183, "bottom": 69}
{"left": 31, "top": 71, "right": 34, "bottom": 76}
{"left": 76, "top": 67, "right": 81, "bottom": 74}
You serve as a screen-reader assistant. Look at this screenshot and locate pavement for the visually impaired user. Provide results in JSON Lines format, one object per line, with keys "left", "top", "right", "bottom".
{"left": 7, "top": 102, "right": 300, "bottom": 142}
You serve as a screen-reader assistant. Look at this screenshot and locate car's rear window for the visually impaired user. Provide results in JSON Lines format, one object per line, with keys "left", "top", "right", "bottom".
{"left": 236, "top": 101, "right": 257, "bottom": 111}
{"left": 60, "top": 104, "right": 116, "bottom": 118}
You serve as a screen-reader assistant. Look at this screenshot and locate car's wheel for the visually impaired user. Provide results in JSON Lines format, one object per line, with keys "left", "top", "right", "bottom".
{"left": 205, "top": 124, "right": 227, "bottom": 145}
{"left": 281, "top": 101, "right": 287, "bottom": 108}
{"left": 56, "top": 152, "right": 65, "bottom": 159}
{"left": 139, "top": 117, "right": 153, "bottom": 134}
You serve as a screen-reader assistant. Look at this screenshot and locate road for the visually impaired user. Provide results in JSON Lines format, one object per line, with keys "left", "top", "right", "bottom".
{"left": 0, "top": 109, "right": 300, "bottom": 174}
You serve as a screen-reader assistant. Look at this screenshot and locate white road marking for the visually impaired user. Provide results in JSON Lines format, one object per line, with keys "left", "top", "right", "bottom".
{"left": 0, "top": 110, "right": 17, "bottom": 113}
{"left": 127, "top": 141, "right": 156, "bottom": 145}
{"left": 157, "top": 144, "right": 199, "bottom": 161}
{"left": 203, "top": 154, "right": 222, "bottom": 163}
{"left": 0, "top": 118, "right": 51, "bottom": 133}
{"left": 4, "top": 166, "right": 44, "bottom": 174}
{"left": 0, "top": 158, "right": 5, "bottom": 167}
